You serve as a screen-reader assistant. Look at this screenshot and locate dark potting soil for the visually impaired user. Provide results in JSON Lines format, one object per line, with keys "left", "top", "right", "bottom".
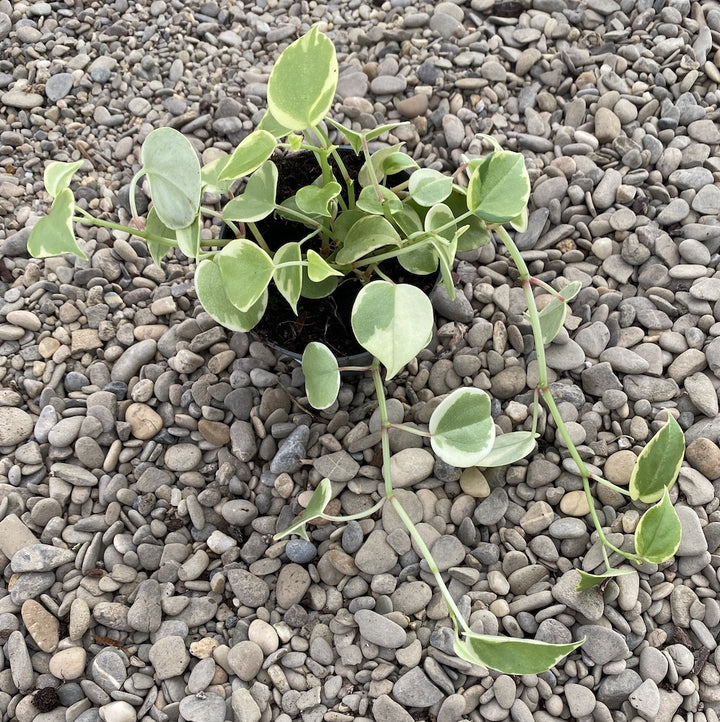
{"left": 225, "top": 148, "right": 434, "bottom": 358}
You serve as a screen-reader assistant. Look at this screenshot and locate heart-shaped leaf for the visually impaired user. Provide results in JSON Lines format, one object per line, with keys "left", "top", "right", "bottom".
{"left": 195, "top": 259, "right": 268, "bottom": 332}
{"left": 218, "top": 129, "right": 277, "bottom": 182}
{"left": 217, "top": 238, "right": 275, "bottom": 312}
{"left": 145, "top": 207, "right": 176, "bottom": 267}
{"left": 467, "top": 150, "right": 531, "bottom": 224}
{"left": 274, "top": 477, "right": 333, "bottom": 541}
{"left": 273, "top": 242, "right": 303, "bottom": 313}
{"left": 478, "top": 431, "right": 538, "bottom": 468}
{"left": 257, "top": 107, "right": 293, "bottom": 138}
{"left": 629, "top": 414, "right": 685, "bottom": 503}
{"left": 27, "top": 188, "right": 88, "bottom": 260}
{"left": 335, "top": 215, "right": 401, "bottom": 265}
{"left": 576, "top": 567, "right": 636, "bottom": 592}
{"left": 356, "top": 185, "right": 403, "bottom": 215}
{"left": 351, "top": 281, "right": 433, "bottom": 379}
{"left": 358, "top": 144, "right": 404, "bottom": 186}
{"left": 44, "top": 160, "right": 84, "bottom": 198}
{"left": 142, "top": 127, "right": 201, "bottom": 230}
{"left": 201, "top": 156, "right": 233, "bottom": 194}
{"left": 303, "top": 342, "right": 340, "bottom": 410}
{"left": 408, "top": 168, "right": 453, "bottom": 207}
{"left": 326, "top": 118, "right": 403, "bottom": 154}
{"left": 455, "top": 632, "right": 583, "bottom": 675}
{"left": 429, "top": 388, "right": 495, "bottom": 467}
{"left": 307, "top": 249, "right": 342, "bottom": 282}
{"left": 175, "top": 215, "right": 200, "bottom": 260}
{"left": 296, "top": 181, "right": 342, "bottom": 217}
{"left": 533, "top": 297, "right": 567, "bottom": 346}
{"left": 222, "top": 161, "right": 278, "bottom": 223}
{"left": 267, "top": 27, "right": 338, "bottom": 131}
{"left": 635, "top": 488, "right": 682, "bottom": 563}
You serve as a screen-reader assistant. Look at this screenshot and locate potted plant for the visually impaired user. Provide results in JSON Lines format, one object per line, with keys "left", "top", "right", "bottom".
{"left": 27, "top": 27, "right": 685, "bottom": 676}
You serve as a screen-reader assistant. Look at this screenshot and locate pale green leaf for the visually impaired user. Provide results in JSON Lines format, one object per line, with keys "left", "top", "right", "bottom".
{"left": 635, "top": 488, "right": 682, "bottom": 564}
{"left": 356, "top": 185, "right": 404, "bottom": 216}
{"left": 218, "top": 129, "right": 277, "bottom": 182}
{"left": 296, "top": 181, "right": 342, "bottom": 217}
{"left": 457, "top": 632, "right": 583, "bottom": 675}
{"left": 326, "top": 118, "right": 403, "bottom": 153}
{"left": 201, "top": 156, "right": 234, "bottom": 194}
{"left": 630, "top": 414, "right": 685, "bottom": 503}
{"left": 429, "top": 388, "right": 495, "bottom": 467}
{"left": 222, "top": 161, "right": 278, "bottom": 223}
{"left": 303, "top": 342, "right": 340, "bottom": 410}
{"left": 533, "top": 298, "right": 567, "bottom": 346}
{"left": 142, "top": 127, "right": 201, "bottom": 230}
{"left": 266, "top": 27, "right": 338, "bottom": 131}
{"left": 274, "top": 477, "right": 333, "bottom": 541}
{"left": 559, "top": 280, "right": 583, "bottom": 302}
{"left": 351, "top": 281, "right": 433, "bottom": 379}
{"left": 145, "top": 207, "right": 176, "bottom": 267}
{"left": 379, "top": 151, "right": 418, "bottom": 176}
{"left": 509, "top": 206, "right": 529, "bottom": 233}
{"left": 27, "top": 189, "right": 88, "bottom": 260}
{"left": 217, "top": 238, "right": 275, "bottom": 312}
{"left": 307, "top": 249, "right": 342, "bottom": 282}
{"left": 44, "top": 160, "right": 84, "bottom": 198}
{"left": 398, "top": 242, "right": 438, "bottom": 275}
{"left": 301, "top": 271, "right": 338, "bottom": 299}
{"left": 358, "top": 144, "right": 404, "bottom": 186}
{"left": 408, "top": 168, "right": 453, "bottom": 207}
{"left": 479, "top": 431, "right": 538, "bottom": 468}
{"left": 467, "top": 150, "right": 531, "bottom": 224}
{"left": 445, "top": 189, "right": 491, "bottom": 252}
{"left": 335, "top": 215, "right": 401, "bottom": 265}
{"left": 576, "top": 568, "right": 637, "bottom": 592}
{"left": 273, "top": 242, "right": 303, "bottom": 313}
{"left": 257, "top": 107, "right": 293, "bottom": 138}
{"left": 195, "top": 259, "right": 268, "bottom": 332}
{"left": 175, "top": 216, "right": 200, "bottom": 260}
{"left": 391, "top": 207, "right": 423, "bottom": 237}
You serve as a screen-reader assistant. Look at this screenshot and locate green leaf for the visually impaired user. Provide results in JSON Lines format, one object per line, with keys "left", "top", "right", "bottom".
{"left": 479, "top": 431, "right": 538, "bottom": 468}
{"left": 445, "top": 189, "right": 491, "bottom": 251}
{"left": 351, "top": 281, "right": 433, "bottom": 379}
{"left": 430, "top": 233, "right": 458, "bottom": 299}
{"left": 335, "top": 215, "right": 401, "bottom": 265}
{"left": 356, "top": 185, "right": 404, "bottom": 215}
{"left": 429, "top": 388, "right": 495, "bottom": 467}
{"left": 273, "top": 242, "right": 303, "bottom": 313}
{"left": 456, "top": 632, "right": 583, "bottom": 675}
{"left": 358, "top": 144, "right": 404, "bottom": 186}
{"left": 145, "top": 207, "right": 176, "bottom": 267}
{"left": 217, "top": 238, "right": 275, "bottom": 312}
{"left": 630, "top": 415, "right": 685, "bottom": 503}
{"left": 559, "top": 280, "right": 583, "bottom": 302}
{"left": 141, "top": 127, "right": 201, "bottom": 230}
{"left": 379, "top": 151, "right": 418, "bottom": 176}
{"left": 27, "top": 189, "right": 88, "bottom": 260}
{"left": 175, "top": 215, "right": 201, "bottom": 260}
{"left": 222, "top": 161, "right": 278, "bottom": 223}
{"left": 333, "top": 209, "right": 365, "bottom": 244}
{"left": 301, "top": 271, "right": 338, "bottom": 299}
{"left": 326, "top": 118, "right": 403, "bottom": 154}
{"left": 408, "top": 168, "right": 453, "bottom": 207}
{"left": 195, "top": 259, "right": 268, "bottom": 332}
{"left": 218, "top": 129, "right": 277, "bottom": 182}
{"left": 307, "top": 249, "right": 342, "bottom": 282}
{"left": 201, "top": 156, "right": 234, "bottom": 194}
{"left": 274, "top": 477, "right": 333, "bottom": 541}
{"left": 532, "top": 298, "right": 567, "bottom": 345}
{"left": 398, "top": 242, "right": 438, "bottom": 275}
{"left": 467, "top": 150, "right": 531, "bottom": 224}
{"left": 391, "top": 207, "right": 423, "bottom": 237}
{"left": 257, "top": 107, "right": 293, "bottom": 138}
{"left": 510, "top": 206, "right": 528, "bottom": 233}
{"left": 44, "top": 160, "right": 84, "bottom": 198}
{"left": 635, "top": 488, "right": 682, "bottom": 564}
{"left": 266, "top": 27, "right": 338, "bottom": 131}
{"left": 296, "top": 181, "right": 342, "bottom": 218}
{"left": 576, "top": 568, "right": 637, "bottom": 592}
{"left": 302, "top": 342, "right": 340, "bottom": 410}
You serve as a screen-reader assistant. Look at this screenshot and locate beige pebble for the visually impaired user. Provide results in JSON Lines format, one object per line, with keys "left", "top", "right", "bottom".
{"left": 560, "top": 490, "right": 590, "bottom": 517}
{"left": 460, "top": 467, "right": 490, "bottom": 498}
{"left": 49, "top": 647, "right": 86, "bottom": 680}
{"left": 248, "top": 619, "right": 279, "bottom": 655}
{"left": 124, "top": 403, "right": 163, "bottom": 440}
{"left": 686, "top": 438, "right": 720, "bottom": 480}
{"left": 38, "top": 337, "right": 61, "bottom": 359}
{"left": 603, "top": 450, "right": 637, "bottom": 485}
{"left": 21, "top": 600, "right": 59, "bottom": 653}
{"left": 69, "top": 597, "right": 92, "bottom": 641}
{"left": 190, "top": 638, "right": 220, "bottom": 659}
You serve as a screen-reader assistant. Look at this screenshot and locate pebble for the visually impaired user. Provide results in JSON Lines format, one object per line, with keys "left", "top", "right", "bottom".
{"left": 355, "top": 609, "right": 407, "bottom": 648}
{"left": 148, "top": 636, "right": 189, "bottom": 680}
{"left": 393, "top": 667, "right": 444, "bottom": 708}
{"left": 0, "top": 406, "right": 34, "bottom": 445}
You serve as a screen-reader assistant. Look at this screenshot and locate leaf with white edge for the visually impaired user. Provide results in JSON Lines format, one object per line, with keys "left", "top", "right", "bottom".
{"left": 257, "top": 107, "right": 292, "bottom": 138}
{"left": 201, "top": 156, "right": 233, "bottom": 194}
{"left": 425, "top": 204, "right": 457, "bottom": 294}
{"left": 335, "top": 215, "right": 401, "bottom": 265}
{"left": 266, "top": 27, "right": 338, "bottom": 131}
{"left": 408, "top": 168, "right": 454, "bottom": 207}
{"left": 273, "top": 242, "right": 303, "bottom": 313}
{"left": 326, "top": 118, "right": 403, "bottom": 154}
{"left": 296, "top": 181, "right": 342, "bottom": 217}
{"left": 142, "top": 127, "right": 201, "bottom": 230}
{"left": 301, "top": 270, "right": 338, "bottom": 298}
{"left": 218, "top": 129, "right": 277, "bottom": 182}
{"left": 398, "top": 241, "right": 438, "bottom": 275}
{"left": 195, "top": 259, "right": 268, "bottom": 332}
{"left": 351, "top": 281, "right": 433, "bottom": 379}
{"left": 222, "top": 161, "right": 278, "bottom": 223}
{"left": 358, "top": 144, "right": 404, "bottom": 186}
{"left": 217, "top": 238, "right": 275, "bottom": 312}
{"left": 44, "top": 160, "right": 84, "bottom": 198}
{"left": 356, "top": 185, "right": 403, "bottom": 216}
{"left": 445, "top": 189, "right": 491, "bottom": 251}
{"left": 303, "top": 342, "right": 340, "bottom": 410}
{"left": 509, "top": 206, "right": 528, "bottom": 233}
{"left": 478, "top": 431, "right": 538, "bottom": 468}
{"left": 379, "top": 151, "right": 418, "bottom": 176}
{"left": 532, "top": 297, "right": 567, "bottom": 346}
{"left": 392, "top": 207, "right": 423, "bottom": 237}
{"left": 27, "top": 189, "right": 88, "bottom": 260}
{"left": 467, "top": 150, "right": 531, "bottom": 224}
{"left": 175, "top": 216, "right": 200, "bottom": 260}
{"left": 635, "top": 488, "right": 682, "bottom": 564}
{"left": 576, "top": 568, "right": 637, "bottom": 592}
{"left": 430, "top": 233, "right": 457, "bottom": 299}
{"left": 145, "top": 207, "right": 176, "bottom": 267}
{"left": 274, "top": 477, "right": 333, "bottom": 541}
{"left": 458, "top": 632, "right": 584, "bottom": 675}
{"left": 307, "top": 249, "right": 342, "bottom": 282}
{"left": 333, "top": 209, "right": 365, "bottom": 244}
{"left": 629, "top": 414, "right": 685, "bottom": 503}
{"left": 429, "top": 388, "right": 495, "bottom": 467}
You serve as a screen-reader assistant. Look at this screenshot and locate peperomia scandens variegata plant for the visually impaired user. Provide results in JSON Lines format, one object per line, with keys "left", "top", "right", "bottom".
{"left": 27, "top": 26, "right": 687, "bottom": 677}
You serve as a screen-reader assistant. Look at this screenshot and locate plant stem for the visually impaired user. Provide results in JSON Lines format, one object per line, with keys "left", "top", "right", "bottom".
{"left": 73, "top": 212, "right": 176, "bottom": 248}
{"left": 371, "top": 360, "right": 395, "bottom": 500}
{"left": 246, "top": 222, "right": 272, "bottom": 254}
{"left": 320, "top": 498, "right": 385, "bottom": 523}
{"left": 389, "top": 423, "right": 431, "bottom": 438}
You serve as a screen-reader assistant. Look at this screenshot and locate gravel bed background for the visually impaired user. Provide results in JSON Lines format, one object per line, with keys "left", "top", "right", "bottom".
{"left": 1, "top": 0, "right": 720, "bottom": 721}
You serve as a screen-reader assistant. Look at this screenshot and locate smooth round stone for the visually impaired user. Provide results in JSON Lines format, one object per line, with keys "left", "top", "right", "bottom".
{"left": 247, "top": 619, "right": 279, "bottom": 655}
{"left": 388, "top": 448, "right": 435, "bottom": 488}
{"left": 560, "top": 490, "right": 590, "bottom": 516}
{"left": 164, "top": 443, "right": 202, "bottom": 471}
{"left": 49, "top": 647, "right": 87, "bottom": 680}
{"left": 355, "top": 609, "right": 407, "bottom": 648}
{"left": 46, "top": 72, "right": 74, "bottom": 101}
{"left": 0, "top": 407, "right": 34, "bottom": 445}
{"left": 99, "top": 700, "right": 136, "bottom": 722}
{"left": 221, "top": 499, "right": 258, "bottom": 526}
{"left": 227, "top": 641, "right": 263, "bottom": 681}
{"left": 275, "top": 563, "right": 311, "bottom": 608}
{"left": 148, "top": 637, "right": 190, "bottom": 680}
{"left": 603, "top": 450, "right": 637, "bottom": 485}
{"left": 91, "top": 649, "right": 127, "bottom": 692}
{"left": 125, "top": 403, "right": 163, "bottom": 440}
{"left": 285, "top": 538, "right": 317, "bottom": 564}
{"left": 178, "top": 693, "right": 226, "bottom": 722}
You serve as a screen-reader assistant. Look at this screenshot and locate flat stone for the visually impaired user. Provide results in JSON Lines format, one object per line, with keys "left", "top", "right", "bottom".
{"left": 227, "top": 640, "right": 263, "bottom": 681}
{"left": 565, "top": 683, "right": 596, "bottom": 718}
{"left": 179, "top": 693, "right": 227, "bottom": 722}
{"left": 393, "top": 667, "right": 444, "bottom": 708}
{"left": 355, "top": 530, "right": 398, "bottom": 574}
{"left": 21, "top": 599, "right": 59, "bottom": 653}
{"left": 275, "top": 563, "right": 311, "bottom": 608}
{"left": 0, "top": 516, "right": 40, "bottom": 559}
{"left": 226, "top": 569, "right": 269, "bottom": 607}
{"left": 1, "top": 89, "right": 44, "bottom": 108}
{"left": 49, "top": 647, "right": 87, "bottom": 681}
{"left": 577, "top": 625, "right": 629, "bottom": 664}
{"left": 91, "top": 648, "right": 128, "bottom": 693}
{"left": 0, "top": 407, "right": 34, "bottom": 446}
{"left": 125, "top": 403, "right": 163, "bottom": 440}
{"left": 389, "top": 448, "right": 434, "bottom": 488}
{"left": 110, "top": 340, "right": 157, "bottom": 382}
{"left": 148, "top": 636, "right": 190, "bottom": 680}
{"left": 8, "top": 631, "right": 34, "bottom": 691}
{"left": 551, "top": 570, "right": 604, "bottom": 621}
{"left": 355, "top": 609, "right": 407, "bottom": 648}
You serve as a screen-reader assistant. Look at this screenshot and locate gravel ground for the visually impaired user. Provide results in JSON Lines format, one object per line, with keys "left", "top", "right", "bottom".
{"left": 1, "top": 0, "right": 720, "bottom": 721}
